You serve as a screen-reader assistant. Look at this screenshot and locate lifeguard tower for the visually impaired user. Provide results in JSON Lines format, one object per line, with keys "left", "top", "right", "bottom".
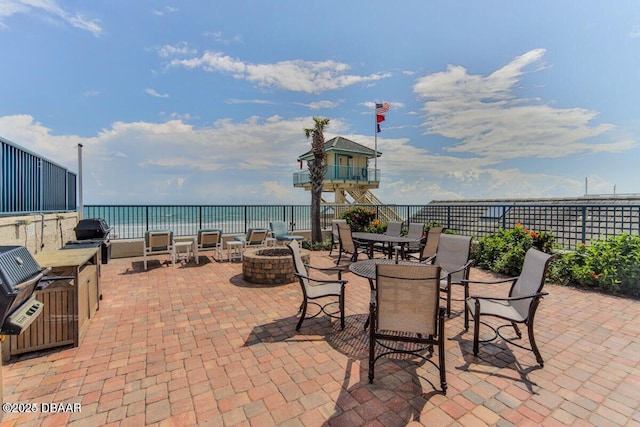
{"left": 293, "top": 136, "right": 402, "bottom": 221}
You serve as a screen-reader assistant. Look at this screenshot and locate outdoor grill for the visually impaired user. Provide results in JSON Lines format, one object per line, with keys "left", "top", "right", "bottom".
{"left": 65, "top": 218, "right": 113, "bottom": 264}
{"left": 0, "top": 246, "right": 51, "bottom": 335}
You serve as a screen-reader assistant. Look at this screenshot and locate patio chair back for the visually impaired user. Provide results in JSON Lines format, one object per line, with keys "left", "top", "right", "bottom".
{"left": 246, "top": 229, "right": 268, "bottom": 246}
{"left": 330, "top": 220, "right": 347, "bottom": 255}
{"left": 375, "top": 263, "right": 441, "bottom": 334}
{"left": 385, "top": 221, "right": 403, "bottom": 237}
{"left": 337, "top": 222, "right": 356, "bottom": 253}
{"left": 332, "top": 220, "right": 346, "bottom": 240}
{"left": 511, "top": 248, "right": 554, "bottom": 318}
{"left": 143, "top": 230, "right": 175, "bottom": 270}
{"left": 434, "top": 234, "right": 472, "bottom": 284}
{"left": 288, "top": 239, "right": 309, "bottom": 288}
{"left": 269, "top": 221, "right": 289, "bottom": 238}
{"left": 421, "top": 226, "right": 443, "bottom": 259}
{"left": 406, "top": 222, "right": 425, "bottom": 240}
{"left": 146, "top": 230, "right": 173, "bottom": 251}
{"left": 198, "top": 229, "right": 221, "bottom": 248}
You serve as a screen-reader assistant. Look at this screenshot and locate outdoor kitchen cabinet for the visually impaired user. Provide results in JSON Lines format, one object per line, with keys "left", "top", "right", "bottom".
{"left": 2, "top": 247, "right": 100, "bottom": 361}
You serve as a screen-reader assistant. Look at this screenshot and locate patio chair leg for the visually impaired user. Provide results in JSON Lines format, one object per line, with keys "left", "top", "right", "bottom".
{"left": 296, "top": 300, "right": 307, "bottom": 331}
{"left": 446, "top": 282, "right": 452, "bottom": 317}
{"left": 511, "top": 321, "right": 522, "bottom": 339}
{"left": 339, "top": 293, "right": 345, "bottom": 330}
{"left": 368, "top": 306, "right": 376, "bottom": 383}
{"left": 439, "top": 312, "right": 447, "bottom": 394}
{"left": 473, "top": 300, "right": 480, "bottom": 356}
{"left": 464, "top": 282, "right": 470, "bottom": 331}
{"left": 527, "top": 321, "right": 544, "bottom": 367}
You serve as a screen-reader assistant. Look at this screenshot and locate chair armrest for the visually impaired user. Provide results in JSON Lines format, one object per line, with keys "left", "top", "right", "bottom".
{"left": 306, "top": 264, "right": 345, "bottom": 279}
{"left": 294, "top": 273, "right": 347, "bottom": 285}
{"left": 467, "top": 291, "right": 548, "bottom": 302}
{"left": 443, "top": 259, "right": 475, "bottom": 276}
{"left": 461, "top": 276, "right": 518, "bottom": 285}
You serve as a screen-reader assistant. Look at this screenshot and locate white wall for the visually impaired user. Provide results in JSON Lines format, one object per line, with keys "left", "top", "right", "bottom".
{"left": 0, "top": 213, "right": 79, "bottom": 254}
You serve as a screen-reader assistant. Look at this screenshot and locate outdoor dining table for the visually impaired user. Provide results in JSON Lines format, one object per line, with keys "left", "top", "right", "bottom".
{"left": 349, "top": 258, "right": 422, "bottom": 289}
{"left": 351, "top": 232, "right": 420, "bottom": 259}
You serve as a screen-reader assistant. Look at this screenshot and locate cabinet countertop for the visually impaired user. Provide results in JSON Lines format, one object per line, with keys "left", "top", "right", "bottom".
{"left": 34, "top": 248, "right": 99, "bottom": 269}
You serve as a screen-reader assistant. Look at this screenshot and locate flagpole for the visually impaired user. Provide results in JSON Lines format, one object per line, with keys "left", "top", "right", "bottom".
{"left": 374, "top": 102, "right": 378, "bottom": 173}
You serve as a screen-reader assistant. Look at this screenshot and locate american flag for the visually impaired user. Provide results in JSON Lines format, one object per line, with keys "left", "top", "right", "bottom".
{"left": 375, "top": 102, "right": 390, "bottom": 114}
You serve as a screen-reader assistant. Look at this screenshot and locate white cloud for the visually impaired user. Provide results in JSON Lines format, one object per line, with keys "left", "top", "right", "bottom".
{"left": 166, "top": 50, "right": 391, "bottom": 94}
{"left": 296, "top": 100, "right": 342, "bottom": 110}
{"left": 413, "top": 49, "right": 634, "bottom": 160}
{"left": 0, "top": 114, "right": 351, "bottom": 204}
{"left": 157, "top": 42, "right": 197, "bottom": 58}
{"left": 153, "top": 6, "right": 179, "bottom": 16}
{"left": 226, "top": 98, "right": 275, "bottom": 105}
{"left": 145, "top": 88, "right": 170, "bottom": 98}
{"left": 203, "top": 31, "right": 243, "bottom": 45}
{"left": 0, "top": 0, "right": 102, "bottom": 36}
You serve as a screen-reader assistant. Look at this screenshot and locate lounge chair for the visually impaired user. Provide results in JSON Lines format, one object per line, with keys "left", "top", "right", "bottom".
{"left": 288, "top": 239, "right": 347, "bottom": 331}
{"left": 464, "top": 248, "right": 554, "bottom": 366}
{"left": 369, "top": 263, "right": 447, "bottom": 394}
{"left": 269, "top": 221, "right": 303, "bottom": 244}
{"left": 234, "top": 228, "right": 269, "bottom": 248}
{"left": 196, "top": 229, "right": 223, "bottom": 262}
{"left": 143, "top": 230, "right": 175, "bottom": 270}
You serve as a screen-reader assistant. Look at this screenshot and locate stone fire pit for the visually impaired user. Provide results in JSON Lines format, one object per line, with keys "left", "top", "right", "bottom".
{"left": 242, "top": 247, "right": 310, "bottom": 285}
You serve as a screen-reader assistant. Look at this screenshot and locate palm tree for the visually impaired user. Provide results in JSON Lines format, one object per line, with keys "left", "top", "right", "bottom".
{"left": 304, "top": 117, "right": 330, "bottom": 243}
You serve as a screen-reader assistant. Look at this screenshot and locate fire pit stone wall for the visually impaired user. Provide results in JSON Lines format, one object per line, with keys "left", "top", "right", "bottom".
{"left": 242, "top": 247, "right": 310, "bottom": 285}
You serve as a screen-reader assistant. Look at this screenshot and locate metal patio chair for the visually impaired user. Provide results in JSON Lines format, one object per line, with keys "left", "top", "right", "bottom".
{"left": 329, "top": 219, "right": 347, "bottom": 256}
{"left": 464, "top": 248, "right": 554, "bottom": 366}
{"left": 288, "top": 239, "right": 347, "bottom": 331}
{"left": 406, "top": 226, "right": 443, "bottom": 262}
{"left": 425, "top": 234, "right": 474, "bottom": 320}
{"left": 369, "top": 263, "right": 447, "bottom": 394}
{"left": 336, "top": 222, "right": 368, "bottom": 264}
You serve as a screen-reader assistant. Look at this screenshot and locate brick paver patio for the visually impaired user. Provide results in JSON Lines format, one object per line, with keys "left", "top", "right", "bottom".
{"left": 1, "top": 250, "right": 639, "bottom": 426}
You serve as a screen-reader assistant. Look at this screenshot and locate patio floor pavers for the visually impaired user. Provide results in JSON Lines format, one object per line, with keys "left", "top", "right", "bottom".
{"left": 1, "top": 251, "right": 640, "bottom": 426}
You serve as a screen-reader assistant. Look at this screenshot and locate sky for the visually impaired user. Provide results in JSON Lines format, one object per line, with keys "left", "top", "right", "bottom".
{"left": 1, "top": 1, "right": 639, "bottom": 205}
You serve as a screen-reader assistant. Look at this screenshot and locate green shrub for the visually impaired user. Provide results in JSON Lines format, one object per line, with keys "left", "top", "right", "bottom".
{"left": 548, "top": 234, "right": 640, "bottom": 297}
{"left": 365, "top": 218, "right": 386, "bottom": 234}
{"left": 339, "top": 207, "right": 376, "bottom": 232}
{"left": 302, "top": 239, "right": 334, "bottom": 251}
{"left": 474, "top": 223, "right": 555, "bottom": 276}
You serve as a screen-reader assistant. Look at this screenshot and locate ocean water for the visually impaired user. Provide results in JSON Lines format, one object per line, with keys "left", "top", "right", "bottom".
{"left": 83, "top": 205, "right": 326, "bottom": 240}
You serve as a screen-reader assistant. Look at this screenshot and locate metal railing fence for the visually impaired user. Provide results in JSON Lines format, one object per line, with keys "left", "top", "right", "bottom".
{"left": 293, "top": 166, "right": 380, "bottom": 186}
{"left": 85, "top": 202, "right": 640, "bottom": 249}
{"left": 0, "top": 136, "right": 76, "bottom": 215}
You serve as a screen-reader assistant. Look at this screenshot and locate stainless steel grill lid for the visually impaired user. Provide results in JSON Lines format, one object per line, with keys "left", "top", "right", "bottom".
{"left": 0, "top": 246, "right": 43, "bottom": 292}
{"left": 0, "top": 246, "right": 48, "bottom": 334}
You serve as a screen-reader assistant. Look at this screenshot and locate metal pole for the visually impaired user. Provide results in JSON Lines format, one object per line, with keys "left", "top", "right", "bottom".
{"left": 374, "top": 102, "right": 378, "bottom": 172}
{"left": 78, "top": 144, "right": 83, "bottom": 220}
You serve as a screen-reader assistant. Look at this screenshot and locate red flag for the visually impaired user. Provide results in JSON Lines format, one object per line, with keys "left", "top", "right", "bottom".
{"left": 376, "top": 114, "right": 385, "bottom": 123}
